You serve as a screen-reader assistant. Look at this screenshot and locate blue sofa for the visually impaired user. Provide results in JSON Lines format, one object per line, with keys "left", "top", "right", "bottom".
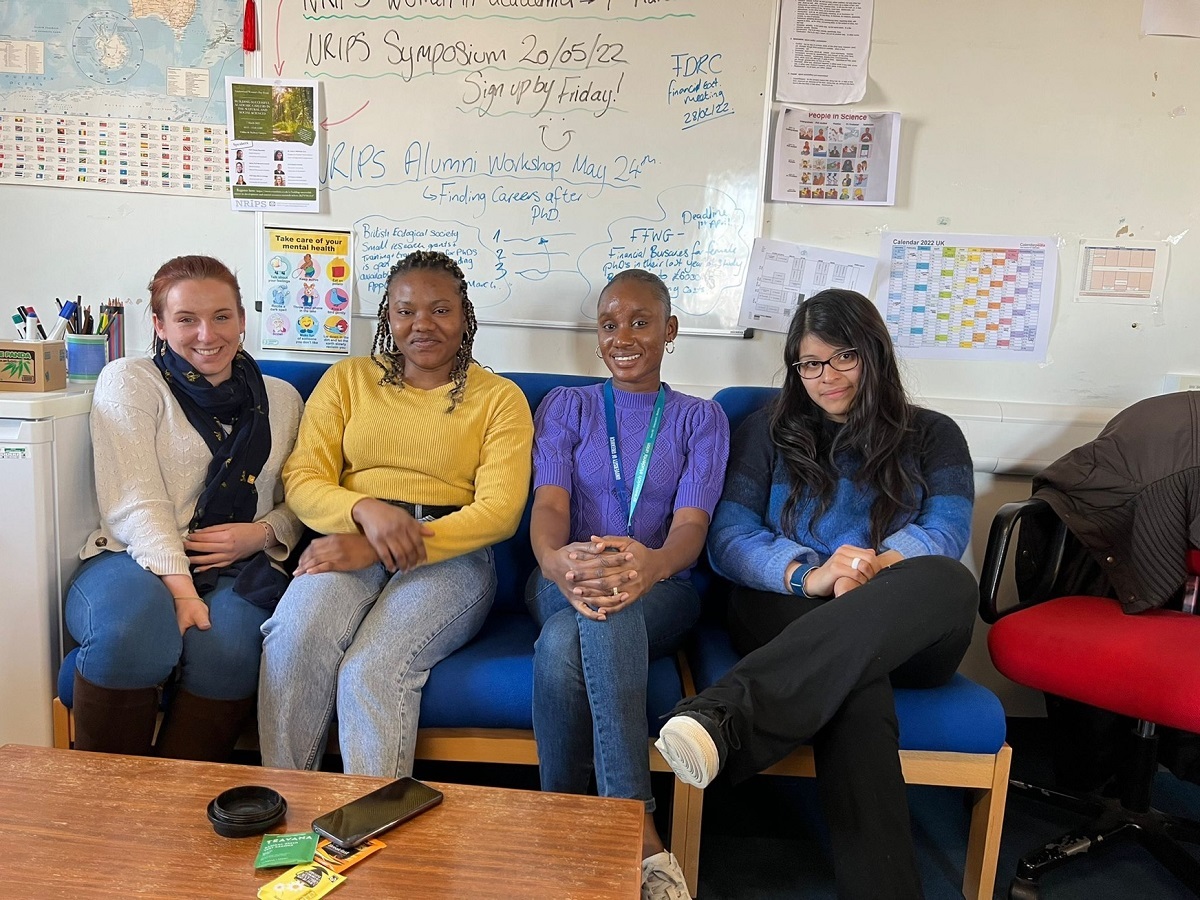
{"left": 55, "top": 364, "right": 688, "bottom": 735}
{"left": 52, "top": 361, "right": 1010, "bottom": 899}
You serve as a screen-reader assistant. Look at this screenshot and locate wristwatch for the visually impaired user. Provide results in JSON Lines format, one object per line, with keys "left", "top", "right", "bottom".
{"left": 789, "top": 565, "right": 818, "bottom": 598}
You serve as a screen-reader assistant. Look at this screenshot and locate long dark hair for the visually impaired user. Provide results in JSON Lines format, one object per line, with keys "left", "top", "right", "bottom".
{"left": 770, "top": 289, "right": 922, "bottom": 548}
{"left": 371, "top": 250, "right": 478, "bottom": 411}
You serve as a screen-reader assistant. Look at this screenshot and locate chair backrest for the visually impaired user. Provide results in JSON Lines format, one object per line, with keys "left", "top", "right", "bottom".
{"left": 492, "top": 373, "right": 604, "bottom": 613}
{"left": 259, "top": 359, "right": 331, "bottom": 401}
{"left": 711, "top": 385, "right": 778, "bottom": 436}
{"left": 694, "top": 386, "right": 780, "bottom": 608}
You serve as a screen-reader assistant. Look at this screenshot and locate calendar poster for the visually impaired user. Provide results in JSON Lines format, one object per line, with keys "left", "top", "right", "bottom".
{"left": 877, "top": 232, "right": 1058, "bottom": 361}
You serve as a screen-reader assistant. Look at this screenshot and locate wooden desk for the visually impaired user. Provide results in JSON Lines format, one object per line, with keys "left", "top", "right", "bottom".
{"left": 0, "top": 744, "right": 642, "bottom": 899}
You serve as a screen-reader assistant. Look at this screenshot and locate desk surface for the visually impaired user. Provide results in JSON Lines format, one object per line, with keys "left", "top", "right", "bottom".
{"left": 0, "top": 744, "right": 643, "bottom": 899}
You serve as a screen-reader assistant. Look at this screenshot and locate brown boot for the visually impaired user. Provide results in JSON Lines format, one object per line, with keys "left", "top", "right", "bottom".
{"left": 71, "top": 671, "right": 159, "bottom": 756}
{"left": 154, "top": 689, "right": 255, "bottom": 763}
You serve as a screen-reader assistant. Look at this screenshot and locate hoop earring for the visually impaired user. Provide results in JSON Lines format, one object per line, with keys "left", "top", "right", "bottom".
{"left": 383, "top": 332, "right": 398, "bottom": 354}
{"left": 595, "top": 347, "right": 603, "bottom": 359}
{"left": 665, "top": 340, "right": 675, "bottom": 354}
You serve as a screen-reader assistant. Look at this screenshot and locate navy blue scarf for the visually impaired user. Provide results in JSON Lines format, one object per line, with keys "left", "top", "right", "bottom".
{"left": 154, "top": 341, "right": 287, "bottom": 608}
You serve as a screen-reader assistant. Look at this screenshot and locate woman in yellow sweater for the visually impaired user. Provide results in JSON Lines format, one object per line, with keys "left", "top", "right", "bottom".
{"left": 258, "top": 250, "right": 533, "bottom": 778}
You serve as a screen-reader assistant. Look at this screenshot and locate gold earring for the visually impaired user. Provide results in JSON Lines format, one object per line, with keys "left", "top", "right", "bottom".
{"left": 595, "top": 347, "right": 603, "bottom": 359}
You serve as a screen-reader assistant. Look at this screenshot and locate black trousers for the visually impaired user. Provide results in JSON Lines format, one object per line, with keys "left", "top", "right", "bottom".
{"left": 684, "top": 554, "right": 977, "bottom": 900}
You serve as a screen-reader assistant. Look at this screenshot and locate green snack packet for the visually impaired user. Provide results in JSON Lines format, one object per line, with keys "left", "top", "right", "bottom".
{"left": 254, "top": 832, "right": 320, "bottom": 869}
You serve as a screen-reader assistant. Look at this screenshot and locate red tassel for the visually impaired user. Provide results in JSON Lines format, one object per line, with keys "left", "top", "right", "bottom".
{"left": 243, "top": 0, "right": 257, "bottom": 52}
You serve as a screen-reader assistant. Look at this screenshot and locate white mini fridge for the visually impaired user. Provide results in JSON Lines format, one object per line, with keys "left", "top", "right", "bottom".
{"left": 0, "top": 389, "right": 98, "bottom": 746}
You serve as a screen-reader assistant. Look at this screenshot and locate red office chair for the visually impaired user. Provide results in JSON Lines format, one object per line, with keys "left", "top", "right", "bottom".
{"left": 980, "top": 499, "right": 1200, "bottom": 899}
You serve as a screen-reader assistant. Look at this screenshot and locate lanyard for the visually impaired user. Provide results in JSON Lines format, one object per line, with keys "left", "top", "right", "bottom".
{"left": 603, "top": 379, "right": 667, "bottom": 537}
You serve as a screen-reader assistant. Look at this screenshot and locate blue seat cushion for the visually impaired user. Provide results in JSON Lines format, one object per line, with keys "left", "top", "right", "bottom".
{"left": 418, "top": 613, "right": 684, "bottom": 736}
{"left": 57, "top": 646, "right": 80, "bottom": 705}
{"left": 59, "top": 618, "right": 685, "bottom": 738}
{"left": 688, "top": 623, "right": 1007, "bottom": 755}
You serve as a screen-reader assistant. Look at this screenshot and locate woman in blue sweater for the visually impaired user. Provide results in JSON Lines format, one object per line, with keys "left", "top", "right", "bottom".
{"left": 656, "top": 289, "right": 977, "bottom": 900}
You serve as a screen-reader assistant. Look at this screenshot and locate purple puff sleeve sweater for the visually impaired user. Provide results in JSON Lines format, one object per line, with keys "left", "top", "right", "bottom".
{"left": 532, "top": 383, "right": 730, "bottom": 578}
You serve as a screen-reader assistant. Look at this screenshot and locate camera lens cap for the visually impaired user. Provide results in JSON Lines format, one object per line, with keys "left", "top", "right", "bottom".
{"left": 207, "top": 785, "right": 287, "bottom": 838}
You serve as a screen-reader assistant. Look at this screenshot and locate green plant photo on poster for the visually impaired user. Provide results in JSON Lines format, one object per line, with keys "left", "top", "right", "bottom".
{"left": 271, "top": 85, "right": 315, "bottom": 145}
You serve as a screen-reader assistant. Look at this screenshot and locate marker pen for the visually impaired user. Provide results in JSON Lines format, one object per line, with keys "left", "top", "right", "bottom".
{"left": 11, "top": 313, "right": 26, "bottom": 340}
{"left": 25, "top": 308, "right": 43, "bottom": 341}
{"left": 44, "top": 301, "right": 78, "bottom": 342}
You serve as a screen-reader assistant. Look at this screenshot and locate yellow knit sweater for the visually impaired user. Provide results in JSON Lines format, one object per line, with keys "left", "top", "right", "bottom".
{"left": 283, "top": 358, "right": 533, "bottom": 565}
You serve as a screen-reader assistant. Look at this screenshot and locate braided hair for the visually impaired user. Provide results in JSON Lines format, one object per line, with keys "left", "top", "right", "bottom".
{"left": 371, "top": 250, "right": 478, "bottom": 411}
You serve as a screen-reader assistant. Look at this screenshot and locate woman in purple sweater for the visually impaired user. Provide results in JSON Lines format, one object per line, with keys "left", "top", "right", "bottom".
{"left": 527, "top": 269, "right": 729, "bottom": 899}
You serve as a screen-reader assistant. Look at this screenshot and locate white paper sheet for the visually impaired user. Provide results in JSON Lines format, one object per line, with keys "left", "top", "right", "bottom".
{"left": 1142, "top": 0, "right": 1200, "bottom": 36}
{"left": 776, "top": 0, "right": 873, "bottom": 105}
{"left": 738, "top": 238, "right": 880, "bottom": 334}
{"left": 226, "top": 78, "right": 321, "bottom": 214}
{"left": 1074, "top": 240, "right": 1169, "bottom": 307}
{"left": 876, "top": 232, "right": 1059, "bottom": 362}
{"left": 771, "top": 107, "right": 899, "bottom": 205}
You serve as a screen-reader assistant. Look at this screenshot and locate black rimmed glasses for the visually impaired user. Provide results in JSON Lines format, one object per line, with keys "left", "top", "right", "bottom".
{"left": 792, "top": 348, "right": 859, "bottom": 380}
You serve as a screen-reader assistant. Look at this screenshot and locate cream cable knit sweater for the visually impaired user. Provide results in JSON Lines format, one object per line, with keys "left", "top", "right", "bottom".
{"left": 81, "top": 357, "right": 304, "bottom": 577}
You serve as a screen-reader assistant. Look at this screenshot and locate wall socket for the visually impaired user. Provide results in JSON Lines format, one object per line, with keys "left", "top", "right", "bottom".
{"left": 1163, "top": 374, "right": 1200, "bottom": 393}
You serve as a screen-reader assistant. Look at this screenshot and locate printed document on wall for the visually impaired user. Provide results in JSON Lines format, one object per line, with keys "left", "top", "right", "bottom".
{"left": 260, "top": 228, "right": 353, "bottom": 355}
{"left": 877, "top": 232, "right": 1058, "bottom": 362}
{"left": 0, "top": 0, "right": 242, "bottom": 196}
{"left": 227, "top": 78, "right": 320, "bottom": 213}
{"left": 1074, "top": 240, "right": 1169, "bottom": 307}
{"left": 771, "top": 107, "right": 899, "bottom": 205}
{"left": 1142, "top": 0, "right": 1200, "bottom": 36}
{"left": 738, "top": 238, "right": 880, "bottom": 334}
{"left": 776, "top": 0, "right": 873, "bottom": 105}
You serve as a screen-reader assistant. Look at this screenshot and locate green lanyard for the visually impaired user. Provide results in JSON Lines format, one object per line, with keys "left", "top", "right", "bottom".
{"left": 603, "top": 380, "right": 666, "bottom": 536}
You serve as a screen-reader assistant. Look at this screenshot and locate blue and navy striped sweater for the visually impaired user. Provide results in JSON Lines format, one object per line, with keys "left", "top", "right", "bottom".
{"left": 709, "top": 407, "right": 974, "bottom": 594}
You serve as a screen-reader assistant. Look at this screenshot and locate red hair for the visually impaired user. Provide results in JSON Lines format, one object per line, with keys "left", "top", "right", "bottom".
{"left": 148, "top": 255, "right": 243, "bottom": 321}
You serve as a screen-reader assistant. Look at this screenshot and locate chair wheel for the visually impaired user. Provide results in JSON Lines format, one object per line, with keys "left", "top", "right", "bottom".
{"left": 1009, "top": 877, "right": 1040, "bottom": 900}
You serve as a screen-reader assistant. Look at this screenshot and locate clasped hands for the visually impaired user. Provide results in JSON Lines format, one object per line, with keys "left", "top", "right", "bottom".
{"left": 801, "top": 545, "right": 883, "bottom": 598}
{"left": 294, "top": 498, "right": 432, "bottom": 577}
{"left": 545, "top": 535, "right": 661, "bottom": 622}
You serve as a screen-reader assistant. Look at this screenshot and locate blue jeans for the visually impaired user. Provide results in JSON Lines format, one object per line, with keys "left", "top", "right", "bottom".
{"left": 258, "top": 547, "right": 495, "bottom": 778}
{"left": 65, "top": 551, "right": 269, "bottom": 700}
{"left": 526, "top": 570, "right": 700, "bottom": 811}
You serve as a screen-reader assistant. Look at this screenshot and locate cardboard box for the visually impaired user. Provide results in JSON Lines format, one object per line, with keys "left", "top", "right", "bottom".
{"left": 0, "top": 341, "right": 67, "bottom": 392}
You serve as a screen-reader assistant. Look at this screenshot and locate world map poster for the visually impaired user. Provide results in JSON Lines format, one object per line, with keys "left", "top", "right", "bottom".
{"left": 0, "top": 0, "right": 243, "bottom": 195}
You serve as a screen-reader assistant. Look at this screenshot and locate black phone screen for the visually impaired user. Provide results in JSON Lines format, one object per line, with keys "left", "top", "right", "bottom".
{"left": 311, "top": 777, "right": 444, "bottom": 849}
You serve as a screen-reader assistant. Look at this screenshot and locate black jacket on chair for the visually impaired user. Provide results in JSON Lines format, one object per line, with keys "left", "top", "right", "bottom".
{"left": 1027, "top": 390, "right": 1200, "bottom": 613}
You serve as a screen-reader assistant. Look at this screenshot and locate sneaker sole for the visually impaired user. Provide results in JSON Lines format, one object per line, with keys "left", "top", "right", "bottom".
{"left": 655, "top": 716, "right": 718, "bottom": 789}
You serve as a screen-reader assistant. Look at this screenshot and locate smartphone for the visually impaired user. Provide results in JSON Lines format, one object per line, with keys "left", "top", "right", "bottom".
{"left": 311, "top": 777, "right": 444, "bottom": 849}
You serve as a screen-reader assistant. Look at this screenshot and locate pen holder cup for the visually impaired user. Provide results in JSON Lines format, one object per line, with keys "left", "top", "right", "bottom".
{"left": 66, "top": 334, "right": 108, "bottom": 382}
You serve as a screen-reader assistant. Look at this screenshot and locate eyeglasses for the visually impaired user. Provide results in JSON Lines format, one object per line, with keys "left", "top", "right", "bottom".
{"left": 792, "top": 348, "right": 859, "bottom": 380}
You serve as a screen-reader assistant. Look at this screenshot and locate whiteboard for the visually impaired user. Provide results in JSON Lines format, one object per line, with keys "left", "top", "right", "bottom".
{"left": 263, "top": 0, "right": 774, "bottom": 333}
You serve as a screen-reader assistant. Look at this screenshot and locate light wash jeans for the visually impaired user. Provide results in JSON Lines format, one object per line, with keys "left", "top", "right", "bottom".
{"left": 525, "top": 570, "right": 700, "bottom": 812}
{"left": 65, "top": 550, "right": 268, "bottom": 700}
{"left": 258, "top": 547, "right": 495, "bottom": 778}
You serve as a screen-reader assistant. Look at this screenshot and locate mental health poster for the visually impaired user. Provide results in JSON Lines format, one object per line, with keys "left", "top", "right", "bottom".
{"left": 260, "top": 228, "right": 352, "bottom": 354}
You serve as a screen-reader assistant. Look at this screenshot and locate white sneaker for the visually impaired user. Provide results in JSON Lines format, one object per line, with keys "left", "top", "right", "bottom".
{"left": 655, "top": 714, "right": 720, "bottom": 789}
{"left": 641, "top": 850, "right": 691, "bottom": 900}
